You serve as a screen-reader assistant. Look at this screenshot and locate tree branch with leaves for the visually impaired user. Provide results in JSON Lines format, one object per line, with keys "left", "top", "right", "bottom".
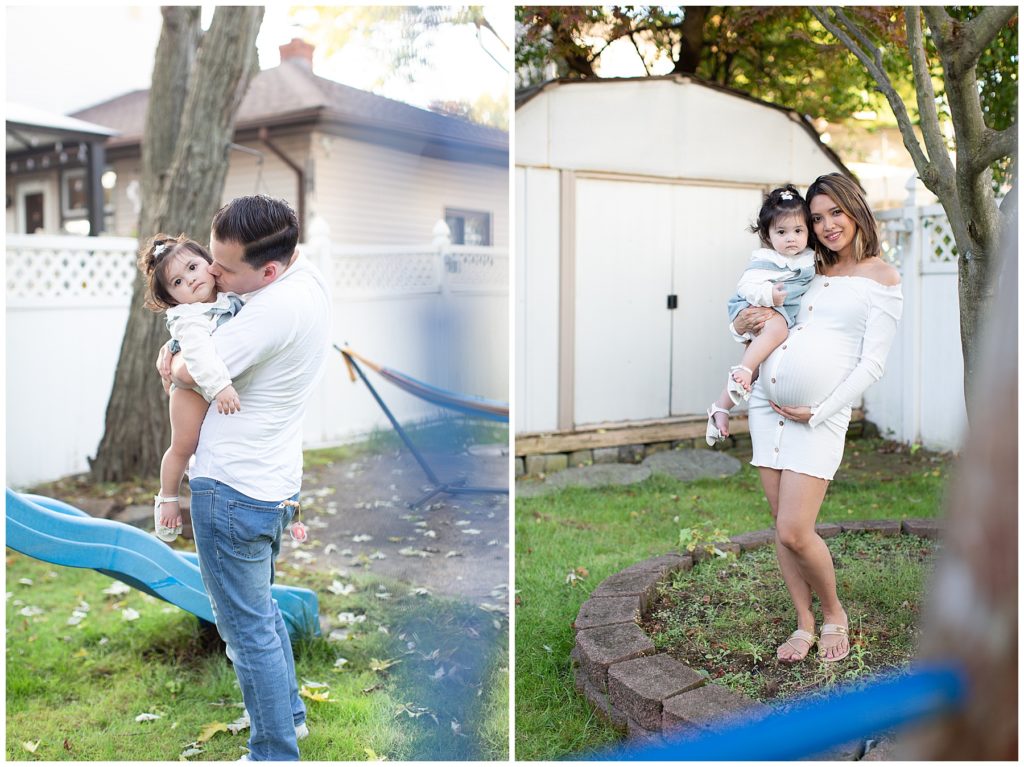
{"left": 810, "top": 5, "right": 1017, "bottom": 405}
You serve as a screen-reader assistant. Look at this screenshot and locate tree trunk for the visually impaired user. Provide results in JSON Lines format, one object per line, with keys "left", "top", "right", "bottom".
{"left": 672, "top": 6, "right": 709, "bottom": 74}
{"left": 89, "top": 6, "right": 264, "bottom": 482}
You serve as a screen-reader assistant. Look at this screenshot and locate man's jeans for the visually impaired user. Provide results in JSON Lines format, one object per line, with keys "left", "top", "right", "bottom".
{"left": 189, "top": 477, "right": 306, "bottom": 761}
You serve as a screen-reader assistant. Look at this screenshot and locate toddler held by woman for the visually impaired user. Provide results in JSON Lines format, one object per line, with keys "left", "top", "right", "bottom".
{"left": 707, "top": 186, "right": 816, "bottom": 445}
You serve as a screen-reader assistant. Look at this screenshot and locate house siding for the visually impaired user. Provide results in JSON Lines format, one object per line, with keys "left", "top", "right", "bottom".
{"left": 99, "top": 130, "right": 510, "bottom": 248}
{"left": 309, "top": 130, "right": 509, "bottom": 246}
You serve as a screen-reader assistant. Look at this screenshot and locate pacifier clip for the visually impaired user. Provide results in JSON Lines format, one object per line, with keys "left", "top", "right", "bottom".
{"left": 277, "top": 499, "right": 308, "bottom": 542}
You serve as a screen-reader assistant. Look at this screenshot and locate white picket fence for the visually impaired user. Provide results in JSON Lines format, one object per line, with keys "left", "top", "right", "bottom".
{"left": 5, "top": 224, "right": 509, "bottom": 488}
{"left": 866, "top": 180, "right": 967, "bottom": 451}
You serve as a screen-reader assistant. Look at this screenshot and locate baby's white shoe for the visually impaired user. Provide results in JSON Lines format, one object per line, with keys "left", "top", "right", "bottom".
{"left": 706, "top": 404, "right": 730, "bottom": 446}
{"left": 726, "top": 365, "right": 754, "bottom": 405}
{"left": 153, "top": 495, "right": 182, "bottom": 542}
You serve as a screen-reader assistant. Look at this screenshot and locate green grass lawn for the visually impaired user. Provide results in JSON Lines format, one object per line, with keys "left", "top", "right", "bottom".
{"left": 6, "top": 553, "right": 508, "bottom": 761}
{"left": 513, "top": 437, "right": 952, "bottom": 761}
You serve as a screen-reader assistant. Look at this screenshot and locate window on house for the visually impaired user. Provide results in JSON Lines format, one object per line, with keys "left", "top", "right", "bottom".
{"left": 444, "top": 208, "right": 491, "bottom": 246}
{"left": 62, "top": 169, "right": 88, "bottom": 218}
{"left": 60, "top": 167, "right": 117, "bottom": 235}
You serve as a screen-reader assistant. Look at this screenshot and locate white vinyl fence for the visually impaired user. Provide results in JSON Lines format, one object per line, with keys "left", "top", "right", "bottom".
{"left": 865, "top": 181, "right": 967, "bottom": 451}
{"left": 6, "top": 223, "right": 508, "bottom": 488}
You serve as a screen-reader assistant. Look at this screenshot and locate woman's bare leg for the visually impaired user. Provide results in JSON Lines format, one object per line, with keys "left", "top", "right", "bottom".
{"left": 759, "top": 468, "right": 816, "bottom": 660}
{"left": 159, "top": 388, "right": 208, "bottom": 530}
{"left": 774, "top": 469, "right": 849, "bottom": 660}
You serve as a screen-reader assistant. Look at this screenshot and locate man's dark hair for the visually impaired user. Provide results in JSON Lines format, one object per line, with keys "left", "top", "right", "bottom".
{"left": 211, "top": 195, "right": 299, "bottom": 268}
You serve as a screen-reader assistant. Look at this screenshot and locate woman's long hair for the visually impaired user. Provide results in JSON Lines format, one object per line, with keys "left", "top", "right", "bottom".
{"left": 806, "top": 173, "right": 880, "bottom": 267}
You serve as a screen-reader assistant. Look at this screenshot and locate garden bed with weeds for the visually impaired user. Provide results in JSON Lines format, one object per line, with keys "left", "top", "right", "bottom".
{"left": 640, "top": 531, "right": 940, "bottom": 702}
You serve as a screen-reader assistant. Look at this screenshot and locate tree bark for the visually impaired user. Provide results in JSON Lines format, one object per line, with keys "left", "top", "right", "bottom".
{"left": 89, "top": 6, "right": 264, "bottom": 482}
{"left": 672, "top": 7, "right": 709, "bottom": 74}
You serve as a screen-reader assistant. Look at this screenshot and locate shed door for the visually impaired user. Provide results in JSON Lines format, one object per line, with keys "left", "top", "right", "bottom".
{"left": 574, "top": 178, "right": 672, "bottom": 425}
{"left": 669, "top": 184, "right": 766, "bottom": 416}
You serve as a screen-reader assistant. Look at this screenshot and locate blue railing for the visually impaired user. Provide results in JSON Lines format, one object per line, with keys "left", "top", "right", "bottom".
{"left": 597, "top": 663, "right": 966, "bottom": 761}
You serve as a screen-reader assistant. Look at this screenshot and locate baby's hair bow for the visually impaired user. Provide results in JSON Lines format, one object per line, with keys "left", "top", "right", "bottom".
{"left": 779, "top": 191, "right": 794, "bottom": 201}
{"left": 153, "top": 243, "right": 168, "bottom": 257}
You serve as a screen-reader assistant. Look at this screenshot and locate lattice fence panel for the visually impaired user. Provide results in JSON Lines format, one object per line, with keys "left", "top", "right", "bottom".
{"left": 7, "top": 240, "right": 137, "bottom": 304}
{"left": 921, "top": 215, "right": 958, "bottom": 272}
{"left": 447, "top": 248, "right": 510, "bottom": 293}
{"left": 332, "top": 251, "right": 441, "bottom": 298}
{"left": 877, "top": 218, "right": 907, "bottom": 272}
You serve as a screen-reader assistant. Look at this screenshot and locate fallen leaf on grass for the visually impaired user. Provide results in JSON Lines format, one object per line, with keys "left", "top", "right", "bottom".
{"left": 122, "top": 608, "right": 140, "bottom": 621}
{"left": 364, "top": 747, "right": 388, "bottom": 760}
{"left": 336, "top": 612, "right": 367, "bottom": 625}
{"left": 135, "top": 713, "right": 162, "bottom": 722}
{"left": 445, "top": 551, "right": 463, "bottom": 558}
{"left": 333, "top": 657, "right": 349, "bottom": 669}
{"left": 103, "top": 582, "right": 131, "bottom": 597}
{"left": 395, "top": 703, "right": 438, "bottom": 724}
{"left": 410, "top": 587, "right": 431, "bottom": 597}
{"left": 226, "top": 712, "right": 250, "bottom": 735}
{"left": 370, "top": 657, "right": 401, "bottom": 673}
{"left": 362, "top": 683, "right": 384, "bottom": 694}
{"left": 375, "top": 591, "right": 392, "bottom": 600}
{"left": 398, "top": 547, "right": 432, "bottom": 558}
{"left": 197, "top": 722, "right": 228, "bottom": 743}
{"left": 179, "top": 743, "right": 204, "bottom": 758}
{"left": 461, "top": 529, "right": 482, "bottom": 535}
{"left": 19, "top": 606, "right": 44, "bottom": 617}
{"left": 353, "top": 534, "right": 373, "bottom": 543}
{"left": 22, "top": 740, "right": 40, "bottom": 753}
{"left": 300, "top": 685, "right": 334, "bottom": 703}
{"left": 18, "top": 578, "right": 34, "bottom": 586}
{"left": 369, "top": 551, "right": 387, "bottom": 560}
{"left": 328, "top": 581, "right": 356, "bottom": 596}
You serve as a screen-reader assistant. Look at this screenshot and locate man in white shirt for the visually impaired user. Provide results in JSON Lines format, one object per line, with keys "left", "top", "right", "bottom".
{"left": 160, "top": 195, "right": 330, "bottom": 761}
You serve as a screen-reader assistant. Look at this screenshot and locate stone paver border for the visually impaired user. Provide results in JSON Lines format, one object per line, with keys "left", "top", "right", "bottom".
{"left": 570, "top": 517, "right": 944, "bottom": 758}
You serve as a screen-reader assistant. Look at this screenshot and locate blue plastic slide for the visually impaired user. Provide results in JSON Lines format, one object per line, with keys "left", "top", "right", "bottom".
{"left": 5, "top": 489, "right": 320, "bottom": 639}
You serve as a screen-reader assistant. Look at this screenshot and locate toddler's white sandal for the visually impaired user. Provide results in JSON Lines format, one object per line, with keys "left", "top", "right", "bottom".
{"left": 153, "top": 494, "right": 182, "bottom": 542}
{"left": 726, "top": 365, "right": 754, "bottom": 405}
{"left": 706, "top": 403, "right": 730, "bottom": 446}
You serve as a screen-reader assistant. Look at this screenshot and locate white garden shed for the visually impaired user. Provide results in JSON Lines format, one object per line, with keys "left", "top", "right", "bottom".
{"left": 515, "top": 75, "right": 852, "bottom": 445}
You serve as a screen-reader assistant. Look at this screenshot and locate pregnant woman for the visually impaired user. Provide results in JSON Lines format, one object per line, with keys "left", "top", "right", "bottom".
{"left": 733, "top": 173, "right": 903, "bottom": 663}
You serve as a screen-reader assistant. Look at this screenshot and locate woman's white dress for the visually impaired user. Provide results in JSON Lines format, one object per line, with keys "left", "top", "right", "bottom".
{"left": 748, "top": 274, "right": 903, "bottom": 480}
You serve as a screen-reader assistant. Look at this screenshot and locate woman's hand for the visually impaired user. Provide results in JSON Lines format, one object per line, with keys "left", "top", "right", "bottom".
{"left": 734, "top": 306, "right": 777, "bottom": 335}
{"left": 770, "top": 402, "right": 813, "bottom": 423}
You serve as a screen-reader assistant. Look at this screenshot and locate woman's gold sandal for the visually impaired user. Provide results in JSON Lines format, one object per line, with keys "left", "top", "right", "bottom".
{"left": 777, "top": 629, "right": 816, "bottom": 663}
{"left": 818, "top": 623, "right": 850, "bottom": 662}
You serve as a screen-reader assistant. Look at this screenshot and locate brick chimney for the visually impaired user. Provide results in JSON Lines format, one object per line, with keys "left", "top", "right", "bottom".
{"left": 279, "top": 38, "right": 314, "bottom": 69}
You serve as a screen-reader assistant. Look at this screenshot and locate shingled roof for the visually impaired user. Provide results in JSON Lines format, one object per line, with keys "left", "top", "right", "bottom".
{"left": 71, "top": 57, "right": 507, "bottom": 162}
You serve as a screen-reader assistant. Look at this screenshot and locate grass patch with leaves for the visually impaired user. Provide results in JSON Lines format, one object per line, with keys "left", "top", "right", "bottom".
{"left": 642, "top": 531, "right": 938, "bottom": 701}
{"left": 514, "top": 437, "right": 951, "bottom": 761}
{"left": 6, "top": 551, "right": 507, "bottom": 761}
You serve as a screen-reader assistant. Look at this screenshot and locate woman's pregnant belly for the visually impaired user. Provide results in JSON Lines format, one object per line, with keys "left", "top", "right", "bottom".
{"left": 758, "top": 324, "right": 859, "bottom": 408}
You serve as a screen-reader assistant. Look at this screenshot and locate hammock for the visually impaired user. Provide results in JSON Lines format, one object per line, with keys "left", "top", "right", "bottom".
{"left": 338, "top": 346, "right": 508, "bottom": 422}
{"left": 335, "top": 345, "right": 509, "bottom": 507}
